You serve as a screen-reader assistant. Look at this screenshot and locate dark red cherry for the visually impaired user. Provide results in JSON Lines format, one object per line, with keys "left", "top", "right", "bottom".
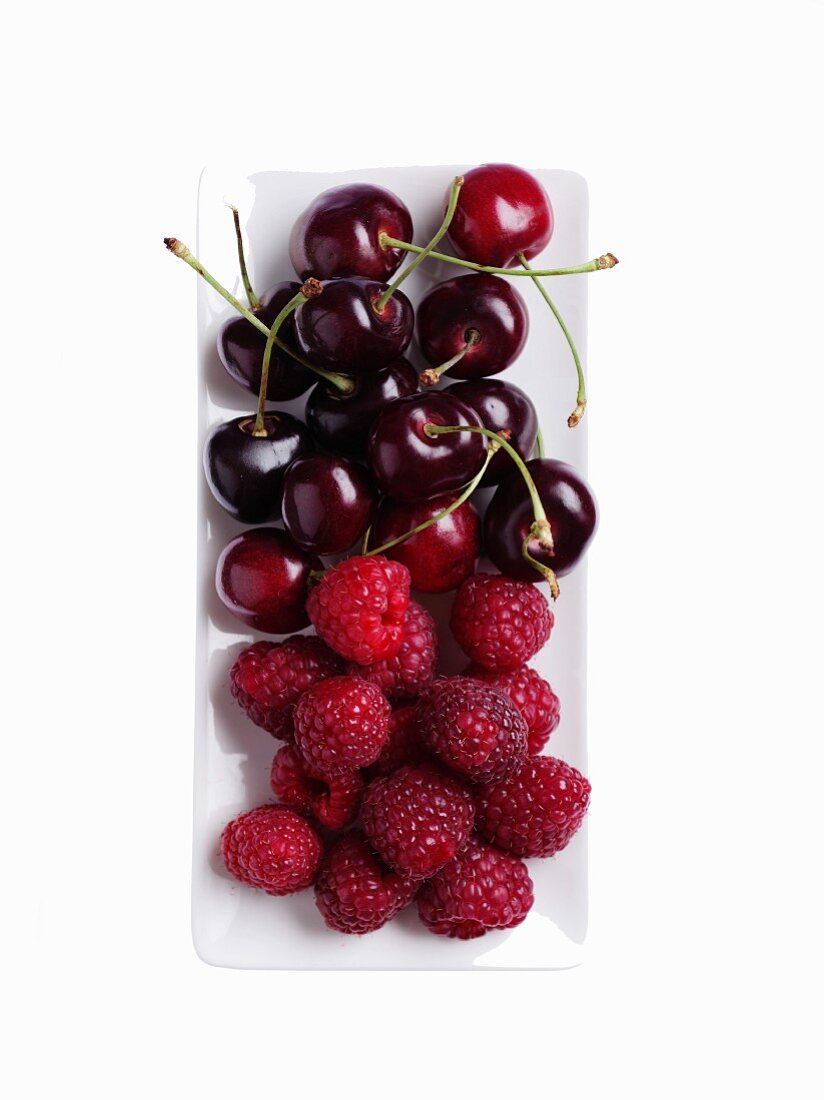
{"left": 367, "top": 391, "right": 487, "bottom": 502}
{"left": 445, "top": 379, "right": 538, "bottom": 487}
{"left": 289, "top": 183, "right": 413, "bottom": 282}
{"left": 484, "top": 458, "right": 598, "bottom": 581}
{"left": 294, "top": 278, "right": 414, "bottom": 375}
{"left": 371, "top": 495, "right": 480, "bottom": 593}
{"left": 217, "top": 281, "right": 314, "bottom": 400}
{"left": 447, "top": 163, "right": 554, "bottom": 268}
{"left": 305, "top": 358, "right": 419, "bottom": 458}
{"left": 417, "top": 273, "right": 528, "bottom": 382}
{"left": 203, "top": 412, "right": 312, "bottom": 524}
{"left": 215, "top": 528, "right": 320, "bottom": 634}
{"left": 282, "top": 455, "right": 377, "bottom": 555}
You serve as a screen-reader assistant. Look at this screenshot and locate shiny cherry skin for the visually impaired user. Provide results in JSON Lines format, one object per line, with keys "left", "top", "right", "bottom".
{"left": 446, "top": 379, "right": 538, "bottom": 487}
{"left": 289, "top": 183, "right": 413, "bottom": 281}
{"left": 217, "top": 282, "right": 314, "bottom": 400}
{"left": 447, "top": 163, "right": 554, "bottom": 268}
{"left": 367, "top": 391, "right": 487, "bottom": 502}
{"left": 216, "top": 528, "right": 320, "bottom": 634}
{"left": 203, "top": 412, "right": 312, "bottom": 524}
{"left": 371, "top": 494, "right": 480, "bottom": 593}
{"left": 282, "top": 455, "right": 377, "bottom": 555}
{"left": 484, "top": 458, "right": 598, "bottom": 582}
{"left": 294, "top": 278, "right": 414, "bottom": 375}
{"left": 305, "top": 358, "right": 418, "bottom": 458}
{"left": 417, "top": 273, "right": 529, "bottom": 380}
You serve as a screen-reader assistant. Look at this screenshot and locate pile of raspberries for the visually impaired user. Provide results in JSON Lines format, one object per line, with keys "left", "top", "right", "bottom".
{"left": 221, "top": 556, "right": 590, "bottom": 941}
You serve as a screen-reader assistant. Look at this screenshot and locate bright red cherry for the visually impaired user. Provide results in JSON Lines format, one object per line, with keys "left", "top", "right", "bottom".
{"left": 417, "top": 273, "right": 528, "bottom": 383}
{"left": 367, "top": 391, "right": 487, "bottom": 502}
{"left": 216, "top": 528, "right": 320, "bottom": 634}
{"left": 289, "top": 183, "right": 413, "bottom": 281}
{"left": 447, "top": 163, "right": 553, "bottom": 268}
{"left": 294, "top": 278, "right": 414, "bottom": 375}
{"left": 370, "top": 494, "right": 480, "bottom": 593}
{"left": 282, "top": 455, "right": 377, "bottom": 555}
{"left": 484, "top": 458, "right": 598, "bottom": 581}
{"left": 305, "top": 359, "right": 418, "bottom": 458}
{"left": 445, "top": 379, "right": 538, "bottom": 487}
{"left": 217, "top": 281, "right": 314, "bottom": 400}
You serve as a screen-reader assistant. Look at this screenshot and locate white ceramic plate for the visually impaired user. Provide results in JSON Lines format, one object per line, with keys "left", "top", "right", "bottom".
{"left": 193, "top": 165, "right": 590, "bottom": 969}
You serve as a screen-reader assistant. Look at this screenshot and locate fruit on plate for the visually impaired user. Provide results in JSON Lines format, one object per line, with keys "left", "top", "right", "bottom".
{"left": 270, "top": 744, "right": 364, "bottom": 830}
{"left": 450, "top": 572, "right": 554, "bottom": 671}
{"left": 369, "top": 493, "right": 480, "bottom": 593}
{"left": 221, "top": 805, "right": 322, "bottom": 895}
{"left": 293, "top": 675, "right": 391, "bottom": 774}
{"left": 445, "top": 378, "right": 538, "bottom": 487}
{"left": 314, "top": 831, "right": 418, "bottom": 934}
{"left": 464, "top": 664, "right": 561, "bottom": 756}
{"left": 281, "top": 454, "right": 377, "bottom": 555}
{"left": 345, "top": 600, "right": 438, "bottom": 702}
{"left": 216, "top": 528, "right": 319, "bottom": 634}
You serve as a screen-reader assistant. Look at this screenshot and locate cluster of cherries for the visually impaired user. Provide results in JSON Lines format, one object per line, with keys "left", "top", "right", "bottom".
{"left": 167, "top": 163, "right": 616, "bottom": 939}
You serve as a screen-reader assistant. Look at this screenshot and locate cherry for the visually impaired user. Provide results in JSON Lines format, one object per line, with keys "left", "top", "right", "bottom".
{"left": 289, "top": 183, "right": 413, "bottom": 282}
{"left": 370, "top": 494, "right": 480, "bottom": 593}
{"left": 445, "top": 379, "right": 538, "bottom": 486}
{"left": 417, "top": 274, "right": 529, "bottom": 384}
{"left": 215, "top": 528, "right": 320, "bottom": 634}
{"left": 294, "top": 278, "right": 414, "bottom": 375}
{"left": 203, "top": 413, "right": 311, "bottom": 524}
{"left": 282, "top": 455, "right": 377, "bottom": 555}
{"left": 305, "top": 358, "right": 418, "bottom": 458}
{"left": 446, "top": 163, "right": 553, "bottom": 268}
{"left": 217, "top": 282, "right": 315, "bottom": 400}
{"left": 484, "top": 458, "right": 598, "bottom": 582}
{"left": 367, "top": 391, "right": 487, "bottom": 502}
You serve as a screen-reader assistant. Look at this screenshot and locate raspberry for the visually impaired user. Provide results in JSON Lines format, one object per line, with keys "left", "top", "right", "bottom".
{"left": 229, "top": 636, "right": 343, "bottom": 740}
{"left": 464, "top": 664, "right": 560, "bottom": 755}
{"left": 367, "top": 704, "right": 428, "bottom": 778}
{"left": 474, "top": 756, "right": 591, "bottom": 858}
{"left": 417, "top": 837, "right": 534, "bottom": 939}
{"left": 270, "top": 744, "right": 363, "bottom": 830}
{"left": 415, "top": 677, "right": 527, "bottom": 782}
{"left": 220, "top": 805, "right": 322, "bottom": 896}
{"left": 361, "top": 765, "right": 475, "bottom": 880}
{"left": 306, "top": 555, "right": 411, "bottom": 665}
{"left": 294, "top": 675, "right": 391, "bottom": 774}
{"left": 314, "top": 831, "right": 418, "bottom": 934}
{"left": 450, "top": 573, "right": 553, "bottom": 671}
{"left": 346, "top": 601, "right": 438, "bottom": 702}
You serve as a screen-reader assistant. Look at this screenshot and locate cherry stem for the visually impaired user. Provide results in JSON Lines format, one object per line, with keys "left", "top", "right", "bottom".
{"left": 379, "top": 235, "right": 618, "bottom": 278}
{"left": 364, "top": 438, "right": 501, "bottom": 558}
{"left": 535, "top": 428, "right": 545, "bottom": 459}
{"left": 254, "top": 280, "right": 322, "bottom": 434}
{"left": 419, "top": 329, "right": 481, "bottom": 387}
{"left": 228, "top": 205, "right": 260, "bottom": 310}
{"left": 163, "top": 238, "right": 354, "bottom": 395}
{"left": 422, "top": 423, "right": 559, "bottom": 593}
{"left": 375, "top": 176, "right": 464, "bottom": 313}
{"left": 518, "top": 252, "right": 587, "bottom": 428}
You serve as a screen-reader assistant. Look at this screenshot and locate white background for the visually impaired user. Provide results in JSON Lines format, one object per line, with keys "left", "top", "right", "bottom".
{"left": 2, "top": 1, "right": 822, "bottom": 1096}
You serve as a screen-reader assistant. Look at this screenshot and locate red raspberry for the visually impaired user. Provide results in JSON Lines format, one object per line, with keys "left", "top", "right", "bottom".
{"left": 417, "top": 837, "right": 534, "bottom": 939}
{"left": 415, "top": 677, "right": 527, "bottom": 782}
{"left": 474, "top": 756, "right": 591, "bottom": 858}
{"left": 361, "top": 765, "right": 475, "bottom": 880}
{"left": 464, "top": 664, "right": 560, "bottom": 755}
{"left": 294, "top": 675, "right": 391, "bottom": 774}
{"left": 450, "top": 573, "right": 553, "bottom": 671}
{"left": 367, "top": 704, "right": 428, "bottom": 778}
{"left": 346, "top": 601, "right": 438, "bottom": 702}
{"left": 220, "top": 805, "right": 322, "bottom": 896}
{"left": 229, "top": 636, "right": 343, "bottom": 740}
{"left": 306, "top": 555, "right": 411, "bottom": 665}
{"left": 270, "top": 744, "right": 363, "bottom": 830}
{"left": 314, "top": 831, "right": 418, "bottom": 934}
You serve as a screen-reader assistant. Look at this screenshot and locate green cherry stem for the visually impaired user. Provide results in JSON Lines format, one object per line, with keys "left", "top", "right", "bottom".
{"left": 419, "top": 328, "right": 481, "bottom": 387}
{"left": 163, "top": 238, "right": 354, "bottom": 395}
{"left": 254, "top": 280, "right": 322, "bottom": 434}
{"left": 228, "top": 205, "right": 261, "bottom": 310}
{"left": 375, "top": 176, "right": 464, "bottom": 313}
{"left": 422, "top": 423, "right": 560, "bottom": 596}
{"left": 535, "top": 427, "right": 545, "bottom": 459}
{"left": 378, "top": 235, "right": 618, "bottom": 278}
{"left": 518, "top": 252, "right": 587, "bottom": 428}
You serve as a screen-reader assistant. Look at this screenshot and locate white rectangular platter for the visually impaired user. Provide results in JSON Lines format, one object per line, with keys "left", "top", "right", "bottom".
{"left": 193, "top": 165, "right": 590, "bottom": 969}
